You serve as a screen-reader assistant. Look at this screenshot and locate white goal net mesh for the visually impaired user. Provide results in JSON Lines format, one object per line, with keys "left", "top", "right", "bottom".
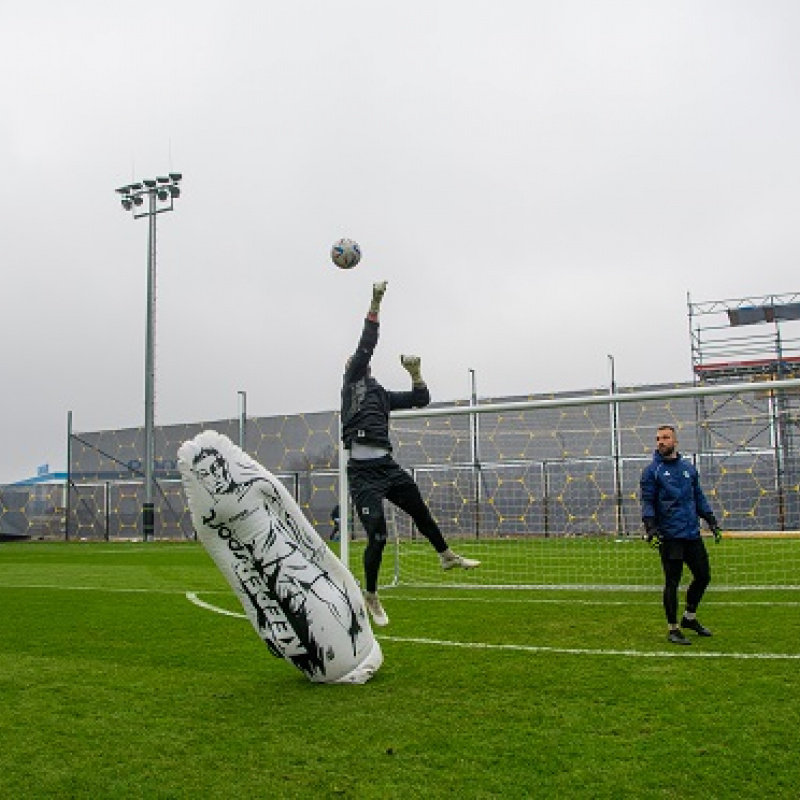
{"left": 343, "top": 380, "right": 800, "bottom": 590}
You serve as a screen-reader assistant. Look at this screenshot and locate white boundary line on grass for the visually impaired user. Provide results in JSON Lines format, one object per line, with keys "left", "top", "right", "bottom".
{"left": 186, "top": 591, "right": 248, "bottom": 618}
{"left": 3, "top": 581, "right": 797, "bottom": 611}
{"left": 0, "top": 582, "right": 190, "bottom": 594}
{"left": 184, "top": 592, "right": 800, "bottom": 661}
{"left": 387, "top": 594, "right": 800, "bottom": 607}
{"left": 2, "top": 583, "right": 798, "bottom": 609}
{"left": 378, "top": 635, "right": 800, "bottom": 661}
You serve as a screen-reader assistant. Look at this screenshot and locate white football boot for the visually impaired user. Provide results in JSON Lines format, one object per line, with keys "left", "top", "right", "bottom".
{"left": 439, "top": 549, "right": 481, "bottom": 571}
{"left": 364, "top": 592, "right": 389, "bottom": 626}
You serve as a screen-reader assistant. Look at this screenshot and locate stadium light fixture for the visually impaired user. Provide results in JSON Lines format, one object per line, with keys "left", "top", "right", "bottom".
{"left": 116, "top": 172, "right": 183, "bottom": 541}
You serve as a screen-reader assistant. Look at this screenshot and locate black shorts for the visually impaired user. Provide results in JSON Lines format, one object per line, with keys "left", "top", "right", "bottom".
{"left": 347, "top": 455, "right": 415, "bottom": 518}
{"left": 660, "top": 536, "right": 710, "bottom": 579}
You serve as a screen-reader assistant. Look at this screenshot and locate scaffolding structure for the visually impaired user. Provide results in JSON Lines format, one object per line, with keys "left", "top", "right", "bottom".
{"left": 688, "top": 291, "right": 800, "bottom": 529}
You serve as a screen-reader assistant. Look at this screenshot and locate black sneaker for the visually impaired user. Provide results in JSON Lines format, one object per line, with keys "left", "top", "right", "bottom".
{"left": 681, "top": 616, "right": 713, "bottom": 637}
{"left": 667, "top": 629, "right": 692, "bottom": 645}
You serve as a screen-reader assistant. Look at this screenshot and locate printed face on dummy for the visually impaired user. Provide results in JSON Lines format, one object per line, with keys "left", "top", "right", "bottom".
{"left": 194, "top": 450, "right": 233, "bottom": 495}
{"left": 655, "top": 427, "right": 677, "bottom": 459}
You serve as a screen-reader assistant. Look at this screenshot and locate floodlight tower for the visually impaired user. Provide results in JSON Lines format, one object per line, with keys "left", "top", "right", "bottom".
{"left": 115, "top": 173, "right": 182, "bottom": 540}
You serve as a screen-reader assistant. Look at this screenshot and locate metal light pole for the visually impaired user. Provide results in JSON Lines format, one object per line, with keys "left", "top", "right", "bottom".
{"left": 468, "top": 368, "right": 481, "bottom": 539}
{"left": 608, "top": 354, "right": 624, "bottom": 536}
{"left": 66, "top": 410, "right": 73, "bottom": 541}
{"left": 338, "top": 415, "right": 350, "bottom": 568}
{"left": 116, "top": 173, "right": 182, "bottom": 541}
{"left": 238, "top": 390, "right": 248, "bottom": 450}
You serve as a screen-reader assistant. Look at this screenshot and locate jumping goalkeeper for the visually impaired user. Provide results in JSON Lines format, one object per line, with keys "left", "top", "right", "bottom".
{"left": 341, "top": 281, "right": 480, "bottom": 627}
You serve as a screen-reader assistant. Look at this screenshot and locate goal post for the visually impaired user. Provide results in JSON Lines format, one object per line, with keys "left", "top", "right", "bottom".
{"left": 338, "top": 377, "right": 800, "bottom": 591}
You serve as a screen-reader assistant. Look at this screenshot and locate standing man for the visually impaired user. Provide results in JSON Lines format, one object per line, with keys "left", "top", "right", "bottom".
{"left": 330, "top": 505, "right": 340, "bottom": 542}
{"left": 640, "top": 424, "right": 722, "bottom": 645}
{"left": 342, "top": 281, "right": 480, "bottom": 627}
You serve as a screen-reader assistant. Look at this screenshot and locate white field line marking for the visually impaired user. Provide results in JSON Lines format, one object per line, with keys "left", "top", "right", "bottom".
{"left": 186, "top": 591, "right": 245, "bottom": 618}
{"left": 10, "top": 544, "right": 201, "bottom": 556}
{"left": 381, "top": 594, "right": 800, "bottom": 608}
{"left": 399, "top": 583, "right": 800, "bottom": 592}
{"left": 378, "top": 635, "right": 800, "bottom": 661}
{"left": 0, "top": 583, "right": 188, "bottom": 594}
{"left": 3, "top": 583, "right": 798, "bottom": 660}
{"left": 0, "top": 582, "right": 230, "bottom": 596}
{"left": 1, "top": 583, "right": 798, "bottom": 609}
{"left": 185, "top": 592, "right": 800, "bottom": 661}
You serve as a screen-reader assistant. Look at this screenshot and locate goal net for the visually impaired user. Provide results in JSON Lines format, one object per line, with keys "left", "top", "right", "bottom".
{"left": 342, "top": 379, "right": 800, "bottom": 591}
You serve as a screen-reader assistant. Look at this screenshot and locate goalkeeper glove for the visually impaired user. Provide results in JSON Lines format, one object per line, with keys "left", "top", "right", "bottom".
{"left": 643, "top": 519, "right": 661, "bottom": 550}
{"left": 369, "top": 281, "right": 388, "bottom": 315}
{"left": 705, "top": 514, "right": 722, "bottom": 544}
{"left": 400, "top": 355, "right": 424, "bottom": 385}
{"left": 646, "top": 530, "right": 662, "bottom": 550}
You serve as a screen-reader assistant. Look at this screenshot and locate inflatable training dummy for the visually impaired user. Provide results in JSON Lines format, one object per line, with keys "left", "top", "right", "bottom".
{"left": 178, "top": 430, "right": 382, "bottom": 684}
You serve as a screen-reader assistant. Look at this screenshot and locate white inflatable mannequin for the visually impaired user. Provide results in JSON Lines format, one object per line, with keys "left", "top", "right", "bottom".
{"left": 178, "top": 430, "right": 382, "bottom": 684}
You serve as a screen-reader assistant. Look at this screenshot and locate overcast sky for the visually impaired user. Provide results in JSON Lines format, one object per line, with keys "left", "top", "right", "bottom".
{"left": 2, "top": 1, "right": 799, "bottom": 483}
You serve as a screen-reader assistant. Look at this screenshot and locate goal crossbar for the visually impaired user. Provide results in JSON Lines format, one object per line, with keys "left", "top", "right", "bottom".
{"left": 338, "top": 377, "right": 800, "bottom": 591}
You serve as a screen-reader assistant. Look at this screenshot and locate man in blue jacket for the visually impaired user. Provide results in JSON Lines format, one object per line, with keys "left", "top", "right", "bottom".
{"left": 342, "top": 281, "right": 480, "bottom": 627}
{"left": 640, "top": 424, "right": 722, "bottom": 645}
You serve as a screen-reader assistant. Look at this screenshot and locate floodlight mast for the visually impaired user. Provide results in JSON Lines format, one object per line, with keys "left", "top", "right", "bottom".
{"left": 116, "top": 174, "right": 182, "bottom": 540}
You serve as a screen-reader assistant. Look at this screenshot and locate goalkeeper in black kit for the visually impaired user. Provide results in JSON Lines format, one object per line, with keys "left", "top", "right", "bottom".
{"left": 341, "top": 281, "right": 480, "bottom": 627}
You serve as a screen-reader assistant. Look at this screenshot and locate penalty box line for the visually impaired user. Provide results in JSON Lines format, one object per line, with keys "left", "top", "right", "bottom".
{"left": 185, "top": 592, "right": 800, "bottom": 661}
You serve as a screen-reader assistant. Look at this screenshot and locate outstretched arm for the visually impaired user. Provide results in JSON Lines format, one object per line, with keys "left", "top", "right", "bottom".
{"left": 368, "top": 280, "right": 387, "bottom": 321}
{"left": 388, "top": 354, "right": 430, "bottom": 409}
{"left": 400, "top": 354, "right": 424, "bottom": 387}
{"left": 345, "top": 282, "right": 388, "bottom": 382}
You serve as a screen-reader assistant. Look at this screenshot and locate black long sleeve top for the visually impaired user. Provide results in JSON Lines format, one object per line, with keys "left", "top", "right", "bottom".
{"left": 340, "top": 317, "right": 430, "bottom": 452}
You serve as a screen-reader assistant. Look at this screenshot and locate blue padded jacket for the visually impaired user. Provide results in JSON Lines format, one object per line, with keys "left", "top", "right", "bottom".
{"left": 639, "top": 451, "right": 716, "bottom": 540}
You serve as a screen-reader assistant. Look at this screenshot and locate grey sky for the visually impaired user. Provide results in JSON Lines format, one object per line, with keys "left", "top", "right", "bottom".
{"left": 2, "top": 1, "right": 799, "bottom": 483}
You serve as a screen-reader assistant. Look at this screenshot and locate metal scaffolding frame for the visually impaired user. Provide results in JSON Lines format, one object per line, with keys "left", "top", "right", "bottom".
{"left": 688, "top": 291, "right": 800, "bottom": 529}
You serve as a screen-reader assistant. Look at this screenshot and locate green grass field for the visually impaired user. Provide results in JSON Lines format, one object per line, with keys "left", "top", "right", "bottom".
{"left": 1, "top": 541, "right": 799, "bottom": 799}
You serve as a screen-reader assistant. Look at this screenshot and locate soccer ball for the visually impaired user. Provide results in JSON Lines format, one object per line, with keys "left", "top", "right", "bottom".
{"left": 331, "top": 238, "right": 361, "bottom": 270}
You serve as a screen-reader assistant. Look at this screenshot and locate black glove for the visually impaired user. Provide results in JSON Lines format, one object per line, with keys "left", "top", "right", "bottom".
{"left": 643, "top": 518, "right": 661, "bottom": 550}
{"left": 705, "top": 515, "right": 722, "bottom": 544}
